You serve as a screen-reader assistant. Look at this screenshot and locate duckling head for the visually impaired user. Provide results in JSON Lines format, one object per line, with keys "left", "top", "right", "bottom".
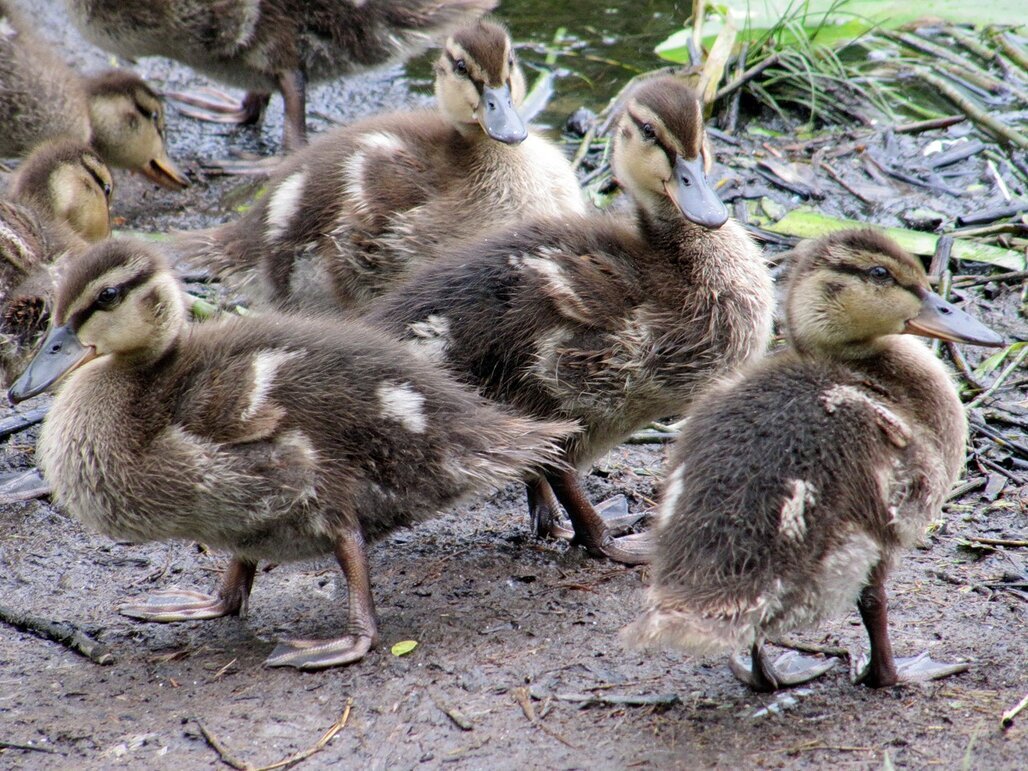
{"left": 9, "top": 240, "right": 187, "bottom": 401}
{"left": 84, "top": 72, "right": 189, "bottom": 190}
{"left": 611, "top": 76, "right": 728, "bottom": 229}
{"left": 10, "top": 138, "right": 113, "bottom": 243}
{"left": 785, "top": 229, "right": 1003, "bottom": 358}
{"left": 434, "top": 20, "right": 527, "bottom": 145}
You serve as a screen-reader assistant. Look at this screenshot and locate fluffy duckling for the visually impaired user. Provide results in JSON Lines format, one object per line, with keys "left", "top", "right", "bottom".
{"left": 9, "top": 239, "right": 574, "bottom": 669}
{"left": 625, "top": 229, "right": 1003, "bottom": 690}
{"left": 180, "top": 19, "right": 585, "bottom": 310}
{"left": 366, "top": 76, "right": 773, "bottom": 564}
{"left": 66, "top": 0, "right": 497, "bottom": 152}
{"left": 0, "top": 201, "right": 66, "bottom": 385}
{"left": 8, "top": 138, "right": 113, "bottom": 243}
{"left": 0, "top": 2, "right": 187, "bottom": 189}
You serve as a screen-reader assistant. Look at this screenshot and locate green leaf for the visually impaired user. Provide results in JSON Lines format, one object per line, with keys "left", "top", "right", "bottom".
{"left": 973, "top": 341, "right": 1026, "bottom": 379}
{"left": 391, "top": 640, "right": 418, "bottom": 657}
{"left": 765, "top": 207, "right": 1027, "bottom": 271}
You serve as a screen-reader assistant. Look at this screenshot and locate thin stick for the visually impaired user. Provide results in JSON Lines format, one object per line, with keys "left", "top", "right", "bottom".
{"left": 0, "top": 407, "right": 48, "bottom": 440}
{"left": 196, "top": 721, "right": 252, "bottom": 771}
{"left": 1001, "top": 693, "right": 1028, "bottom": 728}
{"left": 915, "top": 70, "right": 1028, "bottom": 151}
{"left": 946, "top": 477, "right": 987, "bottom": 501}
{"left": 511, "top": 686, "right": 578, "bottom": 749}
{"left": 255, "top": 699, "right": 353, "bottom": 771}
{"left": 952, "top": 269, "right": 1028, "bottom": 288}
{"left": 0, "top": 741, "right": 60, "bottom": 754}
{"left": 715, "top": 52, "right": 782, "bottom": 101}
{"left": 894, "top": 115, "right": 966, "bottom": 134}
{"left": 0, "top": 605, "right": 113, "bottom": 665}
{"left": 947, "top": 343, "right": 984, "bottom": 391}
{"left": 966, "top": 345, "right": 1028, "bottom": 410}
{"left": 966, "top": 537, "right": 1028, "bottom": 548}
{"left": 994, "top": 32, "right": 1028, "bottom": 72}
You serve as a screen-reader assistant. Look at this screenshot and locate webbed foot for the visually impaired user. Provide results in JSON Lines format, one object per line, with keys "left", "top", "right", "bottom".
{"left": 265, "top": 633, "right": 375, "bottom": 669}
{"left": 119, "top": 589, "right": 242, "bottom": 621}
{"left": 168, "top": 88, "right": 269, "bottom": 125}
{"left": 854, "top": 650, "right": 969, "bottom": 687}
{"left": 730, "top": 645, "right": 838, "bottom": 692}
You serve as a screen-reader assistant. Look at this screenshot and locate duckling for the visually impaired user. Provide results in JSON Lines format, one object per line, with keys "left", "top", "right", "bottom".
{"left": 365, "top": 76, "right": 774, "bottom": 565}
{"left": 8, "top": 239, "right": 574, "bottom": 669}
{"left": 179, "top": 19, "right": 585, "bottom": 311}
{"left": 0, "top": 2, "right": 187, "bottom": 189}
{"left": 0, "top": 201, "right": 63, "bottom": 385}
{"left": 8, "top": 138, "right": 113, "bottom": 244}
{"left": 625, "top": 229, "right": 1004, "bottom": 690}
{"left": 66, "top": 0, "right": 497, "bottom": 152}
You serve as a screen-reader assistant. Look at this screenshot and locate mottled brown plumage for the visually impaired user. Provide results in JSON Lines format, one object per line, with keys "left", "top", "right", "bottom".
{"left": 176, "top": 20, "right": 584, "bottom": 311}
{"left": 9, "top": 238, "right": 574, "bottom": 669}
{"left": 626, "top": 229, "right": 1003, "bottom": 691}
{"left": 67, "top": 0, "right": 497, "bottom": 151}
{"left": 366, "top": 76, "right": 773, "bottom": 564}
{"left": 0, "top": 2, "right": 187, "bottom": 188}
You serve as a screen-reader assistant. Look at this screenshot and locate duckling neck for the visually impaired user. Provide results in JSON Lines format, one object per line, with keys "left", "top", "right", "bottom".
{"left": 634, "top": 197, "right": 722, "bottom": 257}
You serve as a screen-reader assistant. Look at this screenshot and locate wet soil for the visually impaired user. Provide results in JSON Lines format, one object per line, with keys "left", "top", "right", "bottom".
{"left": 1, "top": 2, "right": 1026, "bottom": 769}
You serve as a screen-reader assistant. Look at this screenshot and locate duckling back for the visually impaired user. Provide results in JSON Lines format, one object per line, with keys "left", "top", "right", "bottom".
{"left": 0, "top": 2, "right": 91, "bottom": 156}
{"left": 67, "top": 0, "right": 498, "bottom": 92}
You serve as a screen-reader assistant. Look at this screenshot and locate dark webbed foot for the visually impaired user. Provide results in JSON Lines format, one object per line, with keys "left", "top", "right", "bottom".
{"left": 854, "top": 650, "right": 970, "bottom": 688}
{"left": 729, "top": 644, "right": 838, "bottom": 692}
{"left": 547, "top": 471, "right": 651, "bottom": 565}
{"left": 119, "top": 558, "right": 256, "bottom": 622}
{"left": 167, "top": 88, "right": 270, "bottom": 125}
{"left": 266, "top": 633, "right": 375, "bottom": 670}
{"left": 265, "top": 527, "right": 379, "bottom": 670}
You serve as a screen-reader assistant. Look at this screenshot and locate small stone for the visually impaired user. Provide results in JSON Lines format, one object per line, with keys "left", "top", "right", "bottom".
{"left": 564, "top": 107, "right": 597, "bottom": 138}
{"left": 901, "top": 208, "right": 945, "bottom": 231}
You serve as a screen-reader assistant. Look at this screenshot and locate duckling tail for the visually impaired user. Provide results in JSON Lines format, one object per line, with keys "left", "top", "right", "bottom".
{"left": 456, "top": 412, "right": 578, "bottom": 490}
{"left": 622, "top": 590, "right": 761, "bottom": 656}
{"left": 168, "top": 222, "right": 259, "bottom": 294}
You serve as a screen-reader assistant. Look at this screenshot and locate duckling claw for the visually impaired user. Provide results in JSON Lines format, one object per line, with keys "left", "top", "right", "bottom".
{"left": 265, "top": 634, "right": 374, "bottom": 670}
{"left": 853, "top": 650, "right": 969, "bottom": 687}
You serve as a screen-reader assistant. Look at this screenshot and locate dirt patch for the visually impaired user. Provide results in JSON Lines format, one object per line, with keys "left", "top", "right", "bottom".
{"left": 1, "top": 3, "right": 1026, "bottom": 769}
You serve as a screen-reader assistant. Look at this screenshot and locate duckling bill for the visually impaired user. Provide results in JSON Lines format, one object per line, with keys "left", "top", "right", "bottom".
{"left": 10, "top": 239, "right": 574, "bottom": 669}
{"left": 625, "top": 229, "right": 1002, "bottom": 691}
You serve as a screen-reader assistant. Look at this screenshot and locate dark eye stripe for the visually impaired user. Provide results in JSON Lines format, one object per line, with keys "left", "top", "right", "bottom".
{"left": 84, "top": 165, "right": 110, "bottom": 196}
{"left": 67, "top": 268, "right": 156, "bottom": 331}
{"left": 627, "top": 112, "right": 675, "bottom": 164}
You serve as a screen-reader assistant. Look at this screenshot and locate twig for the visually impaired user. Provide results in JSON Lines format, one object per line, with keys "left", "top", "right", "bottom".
{"left": 0, "top": 605, "right": 113, "bottom": 665}
{"left": 914, "top": 70, "right": 1028, "bottom": 151}
{"left": 966, "top": 345, "right": 1028, "bottom": 410}
{"left": 547, "top": 692, "right": 680, "bottom": 708}
{"left": 715, "top": 52, "right": 782, "bottom": 102}
{"left": 994, "top": 32, "right": 1028, "bottom": 72}
{"left": 196, "top": 700, "right": 353, "bottom": 771}
{"left": 970, "top": 420, "right": 1028, "bottom": 459}
{"left": 966, "top": 537, "right": 1028, "bottom": 548}
{"left": 0, "top": 741, "right": 60, "bottom": 754}
{"left": 0, "top": 407, "right": 48, "bottom": 440}
{"left": 952, "top": 269, "right": 1028, "bottom": 288}
{"left": 948, "top": 343, "right": 984, "bottom": 391}
{"left": 1002, "top": 693, "right": 1028, "bottom": 729}
{"left": 946, "top": 476, "right": 987, "bottom": 501}
{"left": 570, "top": 124, "right": 596, "bottom": 172}
{"left": 430, "top": 689, "right": 474, "bottom": 731}
{"left": 894, "top": 115, "right": 966, "bottom": 134}
{"left": 511, "top": 686, "right": 578, "bottom": 749}
{"left": 975, "top": 455, "right": 1026, "bottom": 485}
{"left": 196, "top": 721, "right": 252, "bottom": 771}
{"left": 821, "top": 162, "right": 875, "bottom": 203}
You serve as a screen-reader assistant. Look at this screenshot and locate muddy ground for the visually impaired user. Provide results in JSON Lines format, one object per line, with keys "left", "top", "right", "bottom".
{"left": 1, "top": 2, "right": 1026, "bottom": 769}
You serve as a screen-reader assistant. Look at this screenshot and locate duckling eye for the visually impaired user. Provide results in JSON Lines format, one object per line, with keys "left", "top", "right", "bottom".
{"left": 102, "top": 183, "right": 112, "bottom": 198}
{"left": 641, "top": 123, "right": 656, "bottom": 140}
{"left": 867, "top": 266, "right": 892, "bottom": 283}
{"left": 96, "top": 286, "right": 121, "bottom": 309}
{"left": 454, "top": 59, "right": 468, "bottom": 76}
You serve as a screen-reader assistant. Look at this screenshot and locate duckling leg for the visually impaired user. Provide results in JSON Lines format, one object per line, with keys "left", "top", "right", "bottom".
{"left": 546, "top": 470, "right": 650, "bottom": 565}
{"left": 854, "top": 563, "right": 969, "bottom": 687}
{"left": 265, "top": 527, "right": 379, "bottom": 669}
{"left": 118, "top": 558, "right": 256, "bottom": 621}
{"left": 526, "top": 477, "right": 573, "bottom": 539}
{"left": 168, "top": 88, "right": 271, "bottom": 125}
{"left": 277, "top": 70, "right": 308, "bottom": 153}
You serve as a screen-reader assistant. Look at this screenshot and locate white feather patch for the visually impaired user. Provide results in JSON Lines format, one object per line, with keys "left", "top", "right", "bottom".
{"left": 377, "top": 382, "right": 427, "bottom": 434}
{"left": 778, "top": 479, "right": 816, "bottom": 541}
{"left": 820, "top": 384, "right": 911, "bottom": 448}
{"left": 265, "top": 171, "right": 306, "bottom": 242}
{"left": 243, "top": 350, "right": 300, "bottom": 420}
{"left": 657, "top": 464, "right": 686, "bottom": 527}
